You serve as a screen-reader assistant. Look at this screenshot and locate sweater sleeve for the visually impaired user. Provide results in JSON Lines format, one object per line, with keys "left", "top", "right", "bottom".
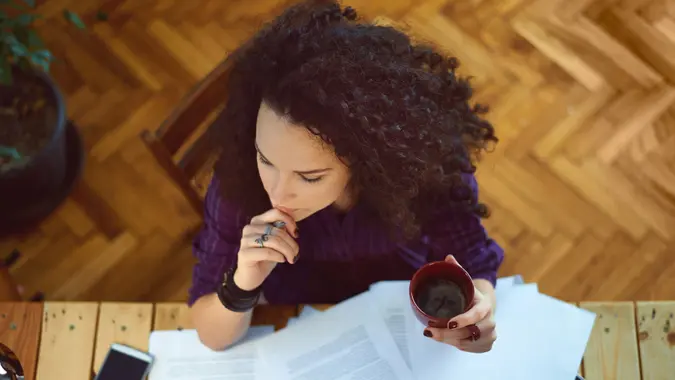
{"left": 422, "top": 174, "right": 505, "bottom": 287}
{"left": 187, "top": 178, "right": 248, "bottom": 306}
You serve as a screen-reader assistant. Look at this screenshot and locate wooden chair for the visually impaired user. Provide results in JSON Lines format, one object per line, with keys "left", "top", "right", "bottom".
{"left": 0, "top": 249, "right": 43, "bottom": 302}
{"left": 140, "top": 57, "right": 234, "bottom": 216}
{"left": 0, "top": 256, "right": 21, "bottom": 302}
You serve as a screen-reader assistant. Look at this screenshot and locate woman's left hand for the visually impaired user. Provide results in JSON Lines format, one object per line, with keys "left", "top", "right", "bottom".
{"left": 423, "top": 255, "right": 497, "bottom": 353}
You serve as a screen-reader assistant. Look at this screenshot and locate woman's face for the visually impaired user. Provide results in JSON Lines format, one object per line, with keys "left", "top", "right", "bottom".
{"left": 255, "top": 101, "right": 352, "bottom": 222}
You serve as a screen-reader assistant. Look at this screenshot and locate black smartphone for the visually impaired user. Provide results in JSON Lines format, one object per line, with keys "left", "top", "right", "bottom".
{"left": 94, "top": 343, "right": 154, "bottom": 380}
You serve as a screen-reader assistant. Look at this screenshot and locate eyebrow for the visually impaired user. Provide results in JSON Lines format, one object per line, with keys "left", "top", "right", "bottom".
{"left": 255, "top": 142, "right": 332, "bottom": 175}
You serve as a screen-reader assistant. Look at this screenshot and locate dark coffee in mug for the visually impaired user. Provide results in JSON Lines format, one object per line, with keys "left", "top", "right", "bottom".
{"left": 413, "top": 278, "right": 467, "bottom": 319}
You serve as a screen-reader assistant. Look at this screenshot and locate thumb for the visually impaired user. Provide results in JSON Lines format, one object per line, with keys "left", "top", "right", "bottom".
{"left": 445, "top": 254, "right": 460, "bottom": 266}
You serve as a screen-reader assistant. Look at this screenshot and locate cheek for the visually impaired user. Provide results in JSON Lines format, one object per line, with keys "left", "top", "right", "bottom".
{"left": 300, "top": 177, "right": 347, "bottom": 207}
{"left": 257, "top": 163, "right": 273, "bottom": 192}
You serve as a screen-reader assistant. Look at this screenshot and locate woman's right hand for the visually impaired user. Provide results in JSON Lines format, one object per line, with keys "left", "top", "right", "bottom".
{"left": 232, "top": 208, "right": 300, "bottom": 291}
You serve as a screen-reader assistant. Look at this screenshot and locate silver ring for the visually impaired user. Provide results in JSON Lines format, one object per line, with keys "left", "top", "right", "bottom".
{"left": 264, "top": 224, "right": 274, "bottom": 236}
{"left": 254, "top": 236, "right": 265, "bottom": 248}
{"left": 272, "top": 221, "right": 286, "bottom": 229}
{"left": 254, "top": 233, "right": 270, "bottom": 247}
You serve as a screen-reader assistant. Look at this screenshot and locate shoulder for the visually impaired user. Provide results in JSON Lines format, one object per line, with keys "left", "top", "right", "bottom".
{"left": 421, "top": 173, "right": 482, "bottom": 229}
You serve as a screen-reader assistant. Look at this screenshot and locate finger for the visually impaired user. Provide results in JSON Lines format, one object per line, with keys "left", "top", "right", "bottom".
{"left": 461, "top": 324, "right": 496, "bottom": 343}
{"left": 424, "top": 325, "right": 478, "bottom": 344}
{"left": 457, "top": 340, "right": 493, "bottom": 353}
{"left": 444, "top": 254, "right": 460, "bottom": 266}
{"left": 244, "top": 224, "right": 299, "bottom": 256}
{"left": 425, "top": 323, "right": 489, "bottom": 343}
{"left": 423, "top": 326, "right": 462, "bottom": 345}
{"left": 449, "top": 298, "right": 491, "bottom": 329}
{"left": 251, "top": 209, "right": 298, "bottom": 237}
{"left": 458, "top": 328, "right": 497, "bottom": 352}
{"left": 458, "top": 316, "right": 496, "bottom": 344}
{"left": 237, "top": 247, "right": 287, "bottom": 264}
{"left": 425, "top": 306, "right": 495, "bottom": 344}
{"left": 242, "top": 232, "right": 297, "bottom": 263}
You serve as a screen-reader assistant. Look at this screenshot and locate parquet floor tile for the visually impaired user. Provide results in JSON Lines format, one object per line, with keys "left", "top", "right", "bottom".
{"left": 2, "top": 0, "right": 673, "bottom": 302}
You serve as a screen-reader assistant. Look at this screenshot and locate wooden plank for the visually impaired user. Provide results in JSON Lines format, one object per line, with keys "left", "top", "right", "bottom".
{"left": 574, "top": 302, "right": 585, "bottom": 379}
{"left": 153, "top": 302, "right": 193, "bottom": 331}
{"left": 636, "top": 301, "right": 675, "bottom": 380}
{"left": 579, "top": 301, "right": 641, "bottom": 380}
{"left": 36, "top": 302, "right": 100, "bottom": 380}
{"left": 0, "top": 303, "right": 43, "bottom": 380}
{"left": 153, "top": 303, "right": 297, "bottom": 332}
{"left": 92, "top": 303, "right": 154, "bottom": 373}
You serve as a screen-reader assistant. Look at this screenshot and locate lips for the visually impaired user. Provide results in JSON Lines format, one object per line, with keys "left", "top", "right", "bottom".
{"left": 274, "top": 205, "right": 296, "bottom": 215}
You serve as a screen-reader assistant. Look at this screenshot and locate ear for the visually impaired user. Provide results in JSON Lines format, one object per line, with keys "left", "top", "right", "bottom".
{"left": 445, "top": 254, "right": 460, "bottom": 266}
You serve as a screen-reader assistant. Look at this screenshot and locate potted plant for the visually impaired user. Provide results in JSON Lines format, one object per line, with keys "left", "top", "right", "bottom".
{"left": 0, "top": 0, "right": 86, "bottom": 234}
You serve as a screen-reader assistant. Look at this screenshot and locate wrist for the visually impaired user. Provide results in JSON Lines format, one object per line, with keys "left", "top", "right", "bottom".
{"left": 216, "top": 267, "right": 262, "bottom": 313}
{"left": 232, "top": 267, "right": 262, "bottom": 292}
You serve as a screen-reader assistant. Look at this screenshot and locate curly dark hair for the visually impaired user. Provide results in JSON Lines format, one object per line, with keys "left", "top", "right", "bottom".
{"left": 213, "top": 0, "right": 497, "bottom": 240}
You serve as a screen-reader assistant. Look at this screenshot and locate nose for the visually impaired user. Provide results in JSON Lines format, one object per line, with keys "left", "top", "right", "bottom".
{"left": 268, "top": 173, "right": 296, "bottom": 206}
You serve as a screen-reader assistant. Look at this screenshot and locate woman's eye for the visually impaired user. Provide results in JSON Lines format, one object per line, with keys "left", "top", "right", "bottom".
{"left": 258, "top": 155, "right": 272, "bottom": 166}
{"left": 301, "top": 176, "right": 323, "bottom": 183}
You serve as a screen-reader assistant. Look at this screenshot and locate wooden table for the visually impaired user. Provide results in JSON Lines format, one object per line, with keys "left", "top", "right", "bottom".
{"left": 0, "top": 301, "right": 672, "bottom": 380}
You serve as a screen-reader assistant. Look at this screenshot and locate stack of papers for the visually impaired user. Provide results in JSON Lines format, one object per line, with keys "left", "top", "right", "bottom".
{"left": 148, "top": 275, "right": 596, "bottom": 380}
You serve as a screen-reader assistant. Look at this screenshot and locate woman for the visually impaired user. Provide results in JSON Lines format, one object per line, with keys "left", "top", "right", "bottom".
{"left": 188, "top": 0, "right": 504, "bottom": 354}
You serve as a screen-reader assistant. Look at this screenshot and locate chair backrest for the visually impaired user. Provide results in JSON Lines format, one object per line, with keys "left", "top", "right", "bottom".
{"left": 140, "top": 57, "right": 233, "bottom": 216}
{"left": 0, "top": 250, "right": 23, "bottom": 301}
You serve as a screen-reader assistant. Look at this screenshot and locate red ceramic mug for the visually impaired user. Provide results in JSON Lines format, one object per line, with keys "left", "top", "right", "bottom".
{"left": 409, "top": 260, "right": 475, "bottom": 329}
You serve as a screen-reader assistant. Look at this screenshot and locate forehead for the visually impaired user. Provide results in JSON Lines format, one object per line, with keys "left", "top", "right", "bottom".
{"left": 255, "top": 102, "right": 337, "bottom": 167}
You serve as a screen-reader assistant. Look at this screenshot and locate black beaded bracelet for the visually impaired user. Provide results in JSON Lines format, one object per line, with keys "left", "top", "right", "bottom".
{"left": 216, "top": 266, "right": 262, "bottom": 313}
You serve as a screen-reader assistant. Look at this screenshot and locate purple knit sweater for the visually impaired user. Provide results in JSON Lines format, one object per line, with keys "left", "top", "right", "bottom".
{"left": 187, "top": 175, "right": 504, "bottom": 306}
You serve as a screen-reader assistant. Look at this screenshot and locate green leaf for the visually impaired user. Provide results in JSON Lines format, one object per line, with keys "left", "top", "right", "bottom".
{"left": 14, "top": 13, "right": 36, "bottom": 26}
{"left": 0, "top": 146, "right": 21, "bottom": 160}
{"left": 33, "top": 49, "right": 52, "bottom": 60}
{"left": 63, "top": 10, "right": 85, "bottom": 29}
{"left": 6, "top": 35, "right": 28, "bottom": 57}
{"left": 7, "top": 37, "right": 29, "bottom": 57}
{"left": 13, "top": 25, "right": 43, "bottom": 51}
{"left": 13, "top": 28, "right": 42, "bottom": 55}
{"left": 14, "top": 14, "right": 32, "bottom": 25}
{"left": 30, "top": 49, "right": 51, "bottom": 71}
{"left": 27, "top": 28, "right": 43, "bottom": 48}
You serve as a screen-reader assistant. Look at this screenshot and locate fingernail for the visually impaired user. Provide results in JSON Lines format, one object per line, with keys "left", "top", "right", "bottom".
{"left": 423, "top": 329, "right": 433, "bottom": 338}
{"left": 295, "top": 228, "right": 300, "bottom": 238}
{"left": 448, "top": 322, "right": 458, "bottom": 329}
{"left": 293, "top": 253, "right": 300, "bottom": 263}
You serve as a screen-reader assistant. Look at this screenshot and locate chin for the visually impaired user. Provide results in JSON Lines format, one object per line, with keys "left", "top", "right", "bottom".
{"left": 292, "top": 208, "right": 322, "bottom": 222}
{"left": 292, "top": 211, "right": 311, "bottom": 222}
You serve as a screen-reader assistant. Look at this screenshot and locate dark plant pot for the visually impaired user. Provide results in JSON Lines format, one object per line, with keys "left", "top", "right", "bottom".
{"left": 0, "top": 70, "right": 84, "bottom": 235}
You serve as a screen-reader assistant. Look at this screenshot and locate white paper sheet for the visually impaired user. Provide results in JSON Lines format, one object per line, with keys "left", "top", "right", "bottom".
{"left": 146, "top": 276, "right": 592, "bottom": 380}
{"left": 496, "top": 275, "right": 524, "bottom": 289}
{"left": 409, "top": 285, "right": 595, "bottom": 380}
{"left": 287, "top": 305, "right": 323, "bottom": 327}
{"left": 148, "top": 326, "right": 274, "bottom": 380}
{"left": 299, "top": 305, "right": 321, "bottom": 318}
{"left": 257, "top": 292, "right": 415, "bottom": 380}
{"left": 291, "top": 276, "right": 534, "bottom": 372}
{"left": 367, "top": 281, "right": 415, "bottom": 370}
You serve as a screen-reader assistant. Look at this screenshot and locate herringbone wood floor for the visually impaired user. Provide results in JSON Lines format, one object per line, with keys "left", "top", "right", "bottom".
{"left": 2, "top": 0, "right": 674, "bottom": 303}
